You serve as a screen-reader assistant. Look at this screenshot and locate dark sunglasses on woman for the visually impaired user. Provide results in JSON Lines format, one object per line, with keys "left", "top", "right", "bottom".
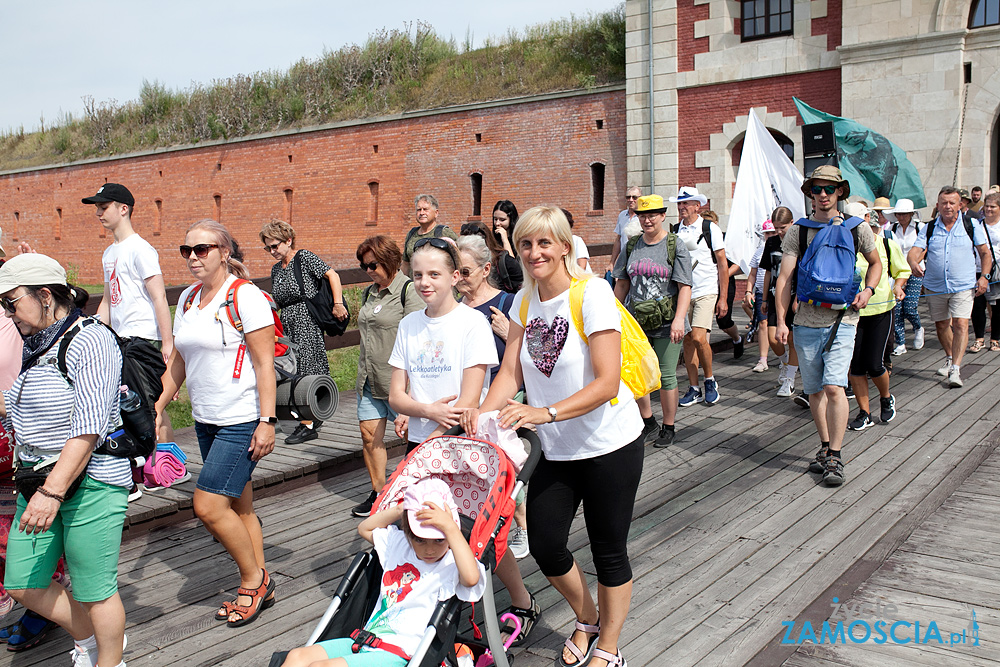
{"left": 179, "top": 243, "right": 220, "bottom": 259}
{"left": 359, "top": 261, "right": 379, "bottom": 271}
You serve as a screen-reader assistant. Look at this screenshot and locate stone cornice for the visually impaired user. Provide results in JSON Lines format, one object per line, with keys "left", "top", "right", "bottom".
{"left": 838, "top": 29, "right": 967, "bottom": 64}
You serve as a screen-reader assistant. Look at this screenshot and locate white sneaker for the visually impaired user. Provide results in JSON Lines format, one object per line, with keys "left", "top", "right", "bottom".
{"left": 948, "top": 366, "right": 964, "bottom": 388}
{"left": 777, "top": 376, "right": 795, "bottom": 397}
{"left": 752, "top": 359, "right": 769, "bottom": 373}
{"left": 70, "top": 634, "right": 127, "bottom": 667}
{"left": 776, "top": 362, "right": 787, "bottom": 386}
{"left": 936, "top": 359, "right": 952, "bottom": 377}
{"left": 508, "top": 525, "right": 530, "bottom": 559}
{"left": 914, "top": 327, "right": 925, "bottom": 350}
{"left": 892, "top": 344, "right": 907, "bottom": 356}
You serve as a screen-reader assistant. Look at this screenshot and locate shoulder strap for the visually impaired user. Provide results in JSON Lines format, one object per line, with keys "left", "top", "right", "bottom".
{"left": 702, "top": 219, "right": 717, "bottom": 263}
{"left": 984, "top": 223, "right": 998, "bottom": 268}
{"left": 496, "top": 251, "right": 511, "bottom": 290}
{"left": 798, "top": 225, "right": 809, "bottom": 260}
{"left": 223, "top": 279, "right": 251, "bottom": 334}
{"left": 498, "top": 291, "right": 511, "bottom": 312}
{"left": 182, "top": 283, "right": 203, "bottom": 313}
{"left": 963, "top": 213, "right": 976, "bottom": 242}
{"left": 568, "top": 279, "right": 589, "bottom": 345}
{"left": 882, "top": 236, "right": 892, "bottom": 277}
{"left": 291, "top": 251, "right": 307, "bottom": 294}
{"left": 434, "top": 225, "right": 445, "bottom": 238}
{"left": 518, "top": 290, "right": 530, "bottom": 327}
{"left": 667, "top": 232, "right": 677, "bottom": 264}
{"left": 401, "top": 279, "right": 412, "bottom": 308}
{"left": 56, "top": 317, "right": 99, "bottom": 381}
{"left": 625, "top": 234, "right": 641, "bottom": 262}
{"left": 927, "top": 218, "right": 937, "bottom": 240}
{"left": 361, "top": 284, "right": 374, "bottom": 307}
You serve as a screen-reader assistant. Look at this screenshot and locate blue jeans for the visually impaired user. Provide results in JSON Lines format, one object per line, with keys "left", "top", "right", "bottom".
{"left": 194, "top": 421, "right": 259, "bottom": 498}
{"left": 793, "top": 322, "right": 857, "bottom": 395}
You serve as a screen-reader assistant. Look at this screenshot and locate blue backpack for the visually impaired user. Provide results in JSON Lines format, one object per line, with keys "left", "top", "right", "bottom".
{"left": 795, "top": 216, "right": 864, "bottom": 310}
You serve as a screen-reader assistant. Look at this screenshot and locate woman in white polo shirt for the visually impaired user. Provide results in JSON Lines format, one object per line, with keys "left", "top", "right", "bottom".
{"left": 156, "top": 220, "right": 277, "bottom": 628}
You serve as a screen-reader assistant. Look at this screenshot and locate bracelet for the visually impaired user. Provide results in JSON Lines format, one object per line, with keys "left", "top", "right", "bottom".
{"left": 335, "top": 302, "right": 344, "bottom": 305}
{"left": 37, "top": 487, "right": 65, "bottom": 503}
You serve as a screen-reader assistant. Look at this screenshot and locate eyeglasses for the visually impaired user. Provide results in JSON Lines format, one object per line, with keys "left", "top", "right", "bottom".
{"left": 414, "top": 237, "right": 460, "bottom": 265}
{"left": 263, "top": 241, "right": 282, "bottom": 252}
{"left": 459, "top": 268, "right": 475, "bottom": 278}
{"left": 359, "top": 261, "right": 379, "bottom": 271}
{"left": 626, "top": 195, "right": 640, "bottom": 200}
{"left": 0, "top": 293, "right": 28, "bottom": 314}
{"left": 179, "top": 243, "right": 220, "bottom": 259}
{"left": 810, "top": 185, "right": 838, "bottom": 195}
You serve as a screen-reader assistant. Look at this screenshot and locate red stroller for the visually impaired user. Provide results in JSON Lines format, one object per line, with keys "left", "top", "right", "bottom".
{"left": 269, "top": 426, "right": 541, "bottom": 667}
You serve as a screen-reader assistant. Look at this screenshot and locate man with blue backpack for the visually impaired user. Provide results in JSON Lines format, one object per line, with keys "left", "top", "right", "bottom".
{"left": 906, "top": 186, "right": 992, "bottom": 388}
{"left": 774, "top": 166, "right": 883, "bottom": 487}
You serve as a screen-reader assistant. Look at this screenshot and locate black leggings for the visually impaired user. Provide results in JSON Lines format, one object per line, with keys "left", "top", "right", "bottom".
{"left": 526, "top": 434, "right": 644, "bottom": 587}
{"left": 850, "top": 310, "right": 892, "bottom": 378}
{"left": 971, "top": 293, "right": 1000, "bottom": 340}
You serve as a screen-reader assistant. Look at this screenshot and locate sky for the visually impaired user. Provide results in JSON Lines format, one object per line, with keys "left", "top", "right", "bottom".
{"left": 1, "top": 0, "right": 621, "bottom": 133}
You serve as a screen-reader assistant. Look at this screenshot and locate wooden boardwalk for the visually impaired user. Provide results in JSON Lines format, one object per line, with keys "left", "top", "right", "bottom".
{"left": 0, "top": 319, "right": 998, "bottom": 666}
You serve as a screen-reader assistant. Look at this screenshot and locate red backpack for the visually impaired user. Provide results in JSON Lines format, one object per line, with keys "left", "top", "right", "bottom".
{"left": 182, "top": 279, "right": 297, "bottom": 377}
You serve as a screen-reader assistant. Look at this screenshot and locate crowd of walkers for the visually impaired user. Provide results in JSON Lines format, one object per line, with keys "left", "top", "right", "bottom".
{"left": 0, "top": 174, "right": 994, "bottom": 667}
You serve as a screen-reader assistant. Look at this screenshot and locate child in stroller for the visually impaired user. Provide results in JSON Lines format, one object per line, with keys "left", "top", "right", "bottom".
{"left": 284, "top": 478, "right": 486, "bottom": 666}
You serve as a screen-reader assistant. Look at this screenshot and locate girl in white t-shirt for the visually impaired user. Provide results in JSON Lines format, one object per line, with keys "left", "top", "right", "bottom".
{"left": 155, "top": 220, "right": 277, "bottom": 628}
{"left": 388, "top": 238, "right": 497, "bottom": 451}
{"left": 283, "top": 478, "right": 485, "bottom": 666}
{"left": 461, "top": 206, "right": 643, "bottom": 667}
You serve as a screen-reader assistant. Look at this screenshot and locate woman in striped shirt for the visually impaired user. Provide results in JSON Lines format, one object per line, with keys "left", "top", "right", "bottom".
{"left": 0, "top": 253, "right": 129, "bottom": 667}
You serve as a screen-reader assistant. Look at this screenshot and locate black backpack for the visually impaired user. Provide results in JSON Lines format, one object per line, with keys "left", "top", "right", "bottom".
{"left": 404, "top": 224, "right": 448, "bottom": 257}
{"left": 671, "top": 218, "right": 717, "bottom": 264}
{"left": 57, "top": 318, "right": 162, "bottom": 459}
{"left": 925, "top": 213, "right": 978, "bottom": 260}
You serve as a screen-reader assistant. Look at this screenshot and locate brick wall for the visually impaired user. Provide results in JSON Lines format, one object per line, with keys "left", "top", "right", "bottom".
{"left": 0, "top": 90, "right": 626, "bottom": 284}
{"left": 677, "top": 69, "right": 842, "bottom": 192}
{"left": 677, "top": 0, "right": 711, "bottom": 72}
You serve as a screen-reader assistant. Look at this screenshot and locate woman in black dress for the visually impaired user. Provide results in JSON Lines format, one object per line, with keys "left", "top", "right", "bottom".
{"left": 259, "top": 220, "right": 348, "bottom": 444}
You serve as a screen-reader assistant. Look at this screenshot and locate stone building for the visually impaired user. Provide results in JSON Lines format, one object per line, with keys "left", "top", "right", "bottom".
{"left": 626, "top": 0, "right": 1000, "bottom": 220}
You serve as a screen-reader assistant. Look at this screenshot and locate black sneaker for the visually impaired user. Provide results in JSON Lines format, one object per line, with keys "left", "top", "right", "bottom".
{"left": 641, "top": 419, "right": 660, "bottom": 443}
{"left": 845, "top": 384, "right": 854, "bottom": 398}
{"left": 653, "top": 425, "right": 675, "bottom": 448}
{"left": 352, "top": 490, "right": 378, "bottom": 518}
{"left": 733, "top": 336, "right": 745, "bottom": 360}
{"left": 848, "top": 410, "right": 874, "bottom": 431}
{"left": 808, "top": 446, "right": 829, "bottom": 473}
{"left": 880, "top": 395, "right": 896, "bottom": 423}
{"left": 823, "top": 456, "right": 845, "bottom": 486}
{"left": 285, "top": 423, "right": 319, "bottom": 444}
{"left": 793, "top": 391, "right": 810, "bottom": 409}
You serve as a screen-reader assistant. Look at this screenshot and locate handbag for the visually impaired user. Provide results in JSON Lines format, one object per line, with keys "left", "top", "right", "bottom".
{"left": 14, "top": 455, "right": 86, "bottom": 503}
{"left": 632, "top": 296, "right": 677, "bottom": 332}
{"left": 292, "top": 253, "right": 350, "bottom": 337}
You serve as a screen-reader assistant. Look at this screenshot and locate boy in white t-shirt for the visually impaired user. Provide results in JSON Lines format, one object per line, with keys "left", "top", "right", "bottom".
{"left": 83, "top": 183, "right": 178, "bottom": 495}
{"left": 283, "top": 478, "right": 486, "bottom": 666}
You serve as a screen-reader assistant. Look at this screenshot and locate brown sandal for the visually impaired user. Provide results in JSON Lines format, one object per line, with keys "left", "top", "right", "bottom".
{"left": 223, "top": 569, "right": 276, "bottom": 627}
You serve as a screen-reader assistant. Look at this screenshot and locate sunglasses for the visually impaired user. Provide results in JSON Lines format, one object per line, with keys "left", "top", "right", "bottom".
{"left": 1, "top": 293, "right": 28, "bottom": 314}
{"left": 179, "top": 243, "right": 220, "bottom": 259}
{"left": 414, "top": 237, "right": 460, "bottom": 264}
{"left": 263, "top": 241, "right": 282, "bottom": 252}
{"left": 626, "top": 195, "right": 640, "bottom": 200}
{"left": 459, "top": 268, "right": 476, "bottom": 278}
{"left": 810, "top": 185, "right": 839, "bottom": 195}
{"left": 359, "top": 261, "right": 379, "bottom": 271}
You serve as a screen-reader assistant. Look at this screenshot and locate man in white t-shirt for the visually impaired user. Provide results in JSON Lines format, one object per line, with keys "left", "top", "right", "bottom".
{"left": 83, "top": 183, "right": 177, "bottom": 476}
{"left": 670, "top": 187, "right": 728, "bottom": 407}
{"left": 609, "top": 185, "right": 642, "bottom": 272}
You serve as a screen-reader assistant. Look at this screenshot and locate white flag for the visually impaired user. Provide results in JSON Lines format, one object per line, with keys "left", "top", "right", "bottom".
{"left": 727, "top": 110, "right": 806, "bottom": 273}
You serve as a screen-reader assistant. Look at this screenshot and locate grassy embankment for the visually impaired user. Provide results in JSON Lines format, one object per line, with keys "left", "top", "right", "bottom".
{"left": 0, "top": 7, "right": 624, "bottom": 171}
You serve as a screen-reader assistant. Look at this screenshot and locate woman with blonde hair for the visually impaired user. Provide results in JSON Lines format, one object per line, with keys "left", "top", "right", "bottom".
{"left": 461, "top": 206, "right": 643, "bottom": 667}
{"left": 155, "top": 220, "right": 277, "bottom": 627}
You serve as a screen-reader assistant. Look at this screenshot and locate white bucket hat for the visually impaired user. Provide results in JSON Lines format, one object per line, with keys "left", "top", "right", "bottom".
{"left": 669, "top": 186, "right": 708, "bottom": 206}
{"left": 844, "top": 202, "right": 869, "bottom": 220}
{"left": 887, "top": 198, "right": 915, "bottom": 214}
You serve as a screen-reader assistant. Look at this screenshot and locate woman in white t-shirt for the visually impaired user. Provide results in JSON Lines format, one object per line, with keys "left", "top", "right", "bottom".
{"left": 155, "top": 220, "right": 278, "bottom": 628}
{"left": 461, "top": 206, "right": 643, "bottom": 667}
{"left": 389, "top": 238, "right": 497, "bottom": 451}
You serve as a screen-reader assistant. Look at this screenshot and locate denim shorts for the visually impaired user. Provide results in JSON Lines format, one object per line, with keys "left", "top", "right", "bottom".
{"left": 5, "top": 476, "right": 127, "bottom": 602}
{"left": 357, "top": 380, "right": 397, "bottom": 423}
{"left": 793, "top": 322, "right": 857, "bottom": 395}
{"left": 195, "top": 420, "right": 259, "bottom": 498}
{"left": 753, "top": 290, "right": 766, "bottom": 323}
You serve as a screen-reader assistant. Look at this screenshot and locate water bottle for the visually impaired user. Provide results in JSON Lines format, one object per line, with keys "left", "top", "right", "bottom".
{"left": 120, "top": 386, "right": 142, "bottom": 412}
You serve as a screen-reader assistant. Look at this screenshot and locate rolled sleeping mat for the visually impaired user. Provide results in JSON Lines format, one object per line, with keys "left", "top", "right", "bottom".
{"left": 275, "top": 374, "right": 339, "bottom": 422}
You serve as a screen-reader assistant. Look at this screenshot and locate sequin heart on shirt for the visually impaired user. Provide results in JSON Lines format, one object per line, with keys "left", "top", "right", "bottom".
{"left": 525, "top": 316, "right": 569, "bottom": 377}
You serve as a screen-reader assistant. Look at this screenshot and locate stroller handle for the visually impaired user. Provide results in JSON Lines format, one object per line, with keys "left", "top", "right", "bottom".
{"left": 442, "top": 425, "right": 542, "bottom": 484}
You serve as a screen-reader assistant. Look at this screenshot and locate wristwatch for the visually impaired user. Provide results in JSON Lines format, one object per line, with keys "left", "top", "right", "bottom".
{"left": 546, "top": 406, "right": 558, "bottom": 423}
{"left": 864, "top": 286, "right": 876, "bottom": 295}
{"left": 259, "top": 416, "right": 278, "bottom": 424}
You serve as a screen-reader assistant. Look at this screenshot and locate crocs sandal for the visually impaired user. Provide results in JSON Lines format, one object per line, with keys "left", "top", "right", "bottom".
{"left": 591, "top": 647, "right": 628, "bottom": 667}
{"left": 225, "top": 569, "right": 276, "bottom": 628}
{"left": 556, "top": 619, "right": 599, "bottom": 667}
{"left": 500, "top": 595, "right": 541, "bottom": 646}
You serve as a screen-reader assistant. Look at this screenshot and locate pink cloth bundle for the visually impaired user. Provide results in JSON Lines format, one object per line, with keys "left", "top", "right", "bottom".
{"left": 142, "top": 451, "right": 188, "bottom": 488}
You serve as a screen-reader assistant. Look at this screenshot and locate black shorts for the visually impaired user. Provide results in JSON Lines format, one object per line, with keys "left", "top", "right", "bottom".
{"left": 766, "top": 292, "right": 795, "bottom": 329}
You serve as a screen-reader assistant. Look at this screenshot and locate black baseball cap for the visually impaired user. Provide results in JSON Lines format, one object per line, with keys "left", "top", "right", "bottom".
{"left": 82, "top": 183, "right": 135, "bottom": 207}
